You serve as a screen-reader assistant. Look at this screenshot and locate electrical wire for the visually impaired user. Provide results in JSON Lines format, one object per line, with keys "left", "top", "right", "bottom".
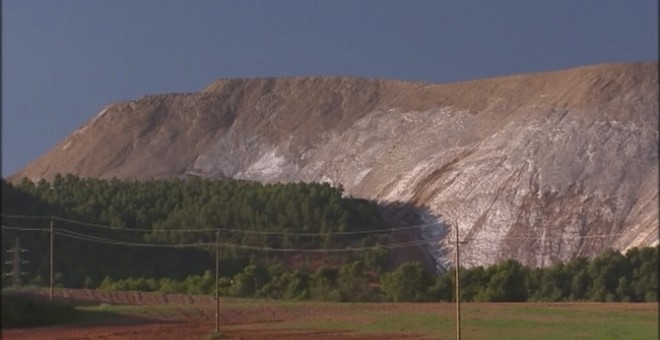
{"left": 1, "top": 224, "right": 630, "bottom": 253}
{"left": 0, "top": 225, "right": 48, "bottom": 232}
{"left": 50, "top": 228, "right": 425, "bottom": 252}
{"left": 1, "top": 224, "right": 440, "bottom": 252}
{"left": 2, "top": 213, "right": 439, "bottom": 236}
{"left": 1, "top": 213, "right": 51, "bottom": 220}
{"left": 53, "top": 229, "right": 204, "bottom": 249}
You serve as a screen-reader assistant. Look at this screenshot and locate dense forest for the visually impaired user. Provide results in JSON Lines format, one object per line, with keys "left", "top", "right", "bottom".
{"left": 1, "top": 175, "right": 389, "bottom": 288}
{"left": 2, "top": 175, "right": 657, "bottom": 302}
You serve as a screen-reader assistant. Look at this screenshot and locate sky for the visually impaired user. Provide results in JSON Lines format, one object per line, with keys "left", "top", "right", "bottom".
{"left": 2, "top": 1, "right": 658, "bottom": 177}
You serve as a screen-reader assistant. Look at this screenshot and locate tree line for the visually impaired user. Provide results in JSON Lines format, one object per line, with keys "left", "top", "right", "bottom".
{"left": 96, "top": 245, "right": 658, "bottom": 303}
{"left": 1, "top": 175, "right": 388, "bottom": 288}
{"left": 2, "top": 175, "right": 656, "bottom": 303}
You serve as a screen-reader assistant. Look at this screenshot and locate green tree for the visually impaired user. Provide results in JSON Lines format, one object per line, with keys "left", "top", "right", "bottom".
{"left": 428, "top": 274, "right": 453, "bottom": 302}
{"left": 338, "top": 261, "right": 375, "bottom": 301}
{"left": 381, "top": 262, "right": 431, "bottom": 302}
{"left": 477, "top": 260, "right": 529, "bottom": 302}
{"left": 311, "top": 266, "right": 341, "bottom": 301}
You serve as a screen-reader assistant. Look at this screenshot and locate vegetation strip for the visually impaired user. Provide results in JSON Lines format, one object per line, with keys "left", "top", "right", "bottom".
{"left": 2, "top": 176, "right": 657, "bottom": 304}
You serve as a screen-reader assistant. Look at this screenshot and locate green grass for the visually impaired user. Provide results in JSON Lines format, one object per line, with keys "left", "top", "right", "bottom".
{"left": 281, "top": 309, "right": 451, "bottom": 333}
{"left": 76, "top": 303, "right": 186, "bottom": 320}
{"left": 231, "top": 302, "right": 657, "bottom": 340}
{"left": 204, "top": 331, "right": 228, "bottom": 339}
{"left": 459, "top": 304, "right": 657, "bottom": 340}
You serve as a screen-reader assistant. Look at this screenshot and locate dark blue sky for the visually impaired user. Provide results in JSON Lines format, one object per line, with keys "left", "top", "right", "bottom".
{"left": 2, "top": 0, "right": 658, "bottom": 177}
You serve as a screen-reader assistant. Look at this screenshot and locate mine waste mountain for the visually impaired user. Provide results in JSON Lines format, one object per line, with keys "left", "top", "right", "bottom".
{"left": 11, "top": 62, "right": 658, "bottom": 270}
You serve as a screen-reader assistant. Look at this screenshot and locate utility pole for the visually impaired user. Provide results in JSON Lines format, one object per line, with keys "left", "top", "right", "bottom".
{"left": 454, "top": 225, "right": 467, "bottom": 340}
{"left": 215, "top": 230, "right": 220, "bottom": 334}
{"left": 50, "top": 220, "right": 54, "bottom": 301}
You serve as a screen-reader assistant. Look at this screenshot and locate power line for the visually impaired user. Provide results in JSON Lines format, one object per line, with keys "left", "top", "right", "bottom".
{"left": 0, "top": 214, "right": 630, "bottom": 241}
{"left": 1, "top": 224, "right": 630, "bottom": 253}
{"left": 53, "top": 229, "right": 201, "bottom": 248}
{"left": 0, "top": 226, "right": 48, "bottom": 232}
{"left": 2, "top": 213, "right": 439, "bottom": 236}
{"left": 0, "top": 214, "right": 52, "bottom": 220}
{"left": 426, "top": 231, "right": 629, "bottom": 246}
{"left": 2, "top": 224, "right": 437, "bottom": 251}
{"left": 0, "top": 224, "right": 628, "bottom": 243}
{"left": 50, "top": 229, "right": 413, "bottom": 252}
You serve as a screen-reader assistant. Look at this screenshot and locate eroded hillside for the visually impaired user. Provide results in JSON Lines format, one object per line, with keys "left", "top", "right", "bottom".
{"left": 12, "top": 63, "right": 659, "bottom": 268}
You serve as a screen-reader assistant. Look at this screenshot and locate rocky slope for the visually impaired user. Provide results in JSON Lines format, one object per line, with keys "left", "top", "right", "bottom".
{"left": 11, "top": 63, "right": 659, "bottom": 269}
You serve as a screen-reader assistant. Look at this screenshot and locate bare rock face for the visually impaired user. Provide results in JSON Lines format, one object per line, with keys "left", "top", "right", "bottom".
{"left": 12, "top": 63, "right": 658, "bottom": 269}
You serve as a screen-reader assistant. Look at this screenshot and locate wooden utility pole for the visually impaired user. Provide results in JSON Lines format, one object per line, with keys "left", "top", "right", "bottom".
{"left": 455, "top": 225, "right": 462, "bottom": 340}
{"left": 50, "top": 220, "right": 54, "bottom": 301}
{"left": 215, "top": 230, "right": 220, "bottom": 334}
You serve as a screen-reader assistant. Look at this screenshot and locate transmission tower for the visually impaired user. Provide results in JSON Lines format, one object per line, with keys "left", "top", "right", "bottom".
{"left": 4, "top": 237, "right": 29, "bottom": 287}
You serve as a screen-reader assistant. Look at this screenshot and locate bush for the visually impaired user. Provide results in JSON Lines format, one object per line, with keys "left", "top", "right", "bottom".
{"left": 158, "top": 278, "right": 184, "bottom": 294}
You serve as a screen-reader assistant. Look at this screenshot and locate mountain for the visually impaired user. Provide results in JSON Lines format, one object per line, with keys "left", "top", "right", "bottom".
{"left": 10, "top": 62, "right": 659, "bottom": 269}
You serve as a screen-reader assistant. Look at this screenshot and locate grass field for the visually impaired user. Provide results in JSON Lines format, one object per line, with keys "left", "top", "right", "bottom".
{"left": 260, "top": 303, "right": 656, "bottom": 339}
{"left": 78, "top": 300, "right": 657, "bottom": 339}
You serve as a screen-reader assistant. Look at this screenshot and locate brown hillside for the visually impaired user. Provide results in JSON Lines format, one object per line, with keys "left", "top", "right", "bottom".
{"left": 10, "top": 62, "right": 659, "bottom": 268}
